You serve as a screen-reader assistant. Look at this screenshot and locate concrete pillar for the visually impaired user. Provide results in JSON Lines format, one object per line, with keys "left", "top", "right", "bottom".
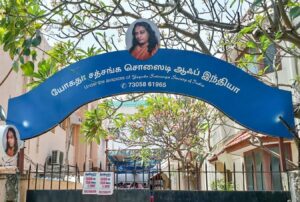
{"left": 289, "top": 170, "right": 300, "bottom": 202}
{"left": 0, "top": 166, "right": 19, "bottom": 202}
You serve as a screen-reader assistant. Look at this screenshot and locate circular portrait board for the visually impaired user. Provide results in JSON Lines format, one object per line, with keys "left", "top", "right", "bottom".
{"left": 126, "top": 18, "right": 160, "bottom": 60}
{"left": 0, "top": 125, "right": 21, "bottom": 158}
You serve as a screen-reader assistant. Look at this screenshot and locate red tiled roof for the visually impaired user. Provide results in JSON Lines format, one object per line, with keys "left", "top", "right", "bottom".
{"left": 224, "top": 130, "right": 250, "bottom": 149}
{"left": 208, "top": 154, "right": 218, "bottom": 162}
{"left": 208, "top": 130, "right": 280, "bottom": 162}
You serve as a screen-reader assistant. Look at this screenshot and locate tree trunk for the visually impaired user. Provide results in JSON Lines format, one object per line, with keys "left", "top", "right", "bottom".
{"left": 64, "top": 119, "right": 73, "bottom": 169}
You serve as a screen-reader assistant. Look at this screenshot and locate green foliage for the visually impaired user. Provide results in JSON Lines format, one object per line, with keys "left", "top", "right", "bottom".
{"left": 81, "top": 101, "right": 117, "bottom": 144}
{"left": 20, "top": 61, "right": 34, "bottom": 76}
{"left": 0, "top": 0, "right": 299, "bottom": 80}
{"left": 24, "top": 40, "right": 104, "bottom": 89}
{"left": 0, "top": 0, "right": 44, "bottom": 72}
{"left": 0, "top": 0, "right": 105, "bottom": 81}
{"left": 26, "top": 59, "right": 58, "bottom": 89}
{"left": 231, "top": 0, "right": 300, "bottom": 74}
{"left": 136, "top": 148, "right": 159, "bottom": 165}
{"left": 114, "top": 94, "right": 216, "bottom": 162}
{"left": 239, "top": 24, "right": 256, "bottom": 36}
{"left": 76, "top": 45, "right": 104, "bottom": 60}
{"left": 289, "top": 6, "right": 300, "bottom": 20}
{"left": 47, "top": 41, "right": 80, "bottom": 67}
{"left": 234, "top": 18, "right": 278, "bottom": 76}
{"left": 80, "top": 94, "right": 218, "bottom": 164}
{"left": 211, "top": 179, "right": 234, "bottom": 191}
{"left": 251, "top": 0, "right": 263, "bottom": 8}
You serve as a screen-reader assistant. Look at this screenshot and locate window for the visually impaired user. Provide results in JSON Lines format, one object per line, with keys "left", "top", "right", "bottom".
{"left": 237, "top": 43, "right": 281, "bottom": 75}
{"left": 244, "top": 151, "right": 264, "bottom": 191}
{"left": 263, "top": 43, "right": 277, "bottom": 73}
{"left": 270, "top": 147, "right": 281, "bottom": 191}
{"left": 244, "top": 144, "right": 291, "bottom": 191}
{"left": 245, "top": 154, "right": 255, "bottom": 191}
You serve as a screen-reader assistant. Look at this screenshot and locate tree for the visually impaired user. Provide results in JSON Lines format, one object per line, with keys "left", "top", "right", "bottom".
{"left": 82, "top": 94, "right": 230, "bottom": 170}
{"left": 81, "top": 101, "right": 116, "bottom": 144}
{"left": 80, "top": 94, "right": 237, "bottom": 189}
{"left": 1, "top": 0, "right": 299, "bottom": 70}
{"left": 81, "top": 93, "right": 146, "bottom": 143}
{"left": 1, "top": 0, "right": 299, "bottom": 92}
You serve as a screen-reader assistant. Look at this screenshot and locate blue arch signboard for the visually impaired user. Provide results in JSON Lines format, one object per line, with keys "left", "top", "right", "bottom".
{"left": 6, "top": 49, "right": 294, "bottom": 140}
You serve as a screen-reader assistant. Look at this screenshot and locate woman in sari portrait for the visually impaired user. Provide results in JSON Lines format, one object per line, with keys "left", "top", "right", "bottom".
{"left": 5, "top": 127, "right": 18, "bottom": 157}
{"left": 129, "top": 21, "right": 159, "bottom": 60}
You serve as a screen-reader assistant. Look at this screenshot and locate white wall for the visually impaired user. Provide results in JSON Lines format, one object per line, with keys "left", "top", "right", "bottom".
{"left": 24, "top": 126, "right": 68, "bottom": 169}
{"left": 0, "top": 49, "right": 25, "bottom": 113}
{"left": 0, "top": 39, "right": 78, "bottom": 170}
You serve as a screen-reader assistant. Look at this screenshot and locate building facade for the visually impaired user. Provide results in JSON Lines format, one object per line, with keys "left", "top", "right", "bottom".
{"left": 0, "top": 40, "right": 99, "bottom": 173}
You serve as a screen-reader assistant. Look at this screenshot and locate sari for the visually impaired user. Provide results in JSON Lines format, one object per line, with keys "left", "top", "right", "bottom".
{"left": 131, "top": 45, "right": 158, "bottom": 60}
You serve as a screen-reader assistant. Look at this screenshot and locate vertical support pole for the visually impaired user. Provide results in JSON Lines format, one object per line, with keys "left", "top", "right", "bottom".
{"left": 27, "top": 164, "right": 31, "bottom": 190}
{"left": 59, "top": 164, "right": 62, "bottom": 190}
{"left": 116, "top": 165, "right": 119, "bottom": 188}
{"left": 233, "top": 162, "right": 236, "bottom": 191}
{"left": 242, "top": 163, "right": 245, "bottom": 191}
{"left": 75, "top": 164, "right": 78, "bottom": 190}
{"left": 142, "top": 162, "right": 145, "bottom": 188}
{"left": 168, "top": 158, "right": 171, "bottom": 190}
{"left": 287, "top": 169, "right": 290, "bottom": 191}
{"left": 214, "top": 163, "right": 217, "bottom": 190}
{"left": 156, "top": 164, "right": 159, "bottom": 190}
{"left": 270, "top": 162, "right": 273, "bottom": 190}
{"left": 18, "top": 148, "right": 25, "bottom": 174}
{"left": 152, "top": 166, "right": 155, "bottom": 191}
{"left": 278, "top": 137, "right": 287, "bottom": 172}
{"left": 278, "top": 116, "right": 300, "bottom": 168}
{"left": 251, "top": 164, "right": 255, "bottom": 191}
{"left": 50, "top": 163, "right": 53, "bottom": 190}
{"left": 149, "top": 163, "right": 154, "bottom": 202}
{"left": 67, "top": 164, "right": 69, "bottom": 190}
{"left": 205, "top": 163, "right": 208, "bottom": 191}
{"left": 113, "top": 168, "right": 116, "bottom": 190}
{"left": 43, "top": 163, "right": 46, "bottom": 190}
{"left": 196, "top": 162, "right": 199, "bottom": 191}
{"left": 279, "top": 163, "right": 283, "bottom": 191}
{"left": 78, "top": 164, "right": 81, "bottom": 184}
{"left": 105, "top": 139, "right": 108, "bottom": 171}
{"left": 148, "top": 166, "right": 150, "bottom": 189}
{"left": 260, "top": 163, "right": 264, "bottom": 191}
{"left": 35, "top": 164, "right": 38, "bottom": 190}
{"left": 159, "top": 161, "right": 162, "bottom": 190}
{"left": 224, "top": 163, "right": 227, "bottom": 190}
{"left": 178, "top": 161, "right": 181, "bottom": 190}
{"left": 150, "top": 164, "right": 154, "bottom": 202}
{"left": 187, "top": 163, "right": 190, "bottom": 190}
{"left": 133, "top": 160, "right": 136, "bottom": 188}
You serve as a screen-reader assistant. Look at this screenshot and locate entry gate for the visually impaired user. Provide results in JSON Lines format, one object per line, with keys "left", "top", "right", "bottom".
{"left": 25, "top": 162, "right": 291, "bottom": 202}
{"left": 5, "top": 48, "right": 294, "bottom": 202}
{"left": 27, "top": 190, "right": 290, "bottom": 202}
